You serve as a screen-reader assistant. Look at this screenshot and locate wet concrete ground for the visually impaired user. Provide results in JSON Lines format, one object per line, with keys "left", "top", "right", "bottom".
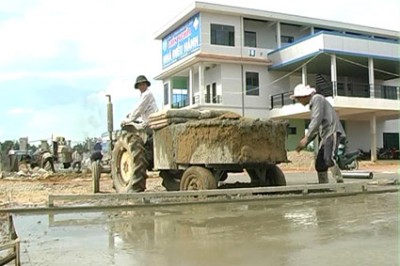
{"left": 9, "top": 171, "right": 400, "bottom": 266}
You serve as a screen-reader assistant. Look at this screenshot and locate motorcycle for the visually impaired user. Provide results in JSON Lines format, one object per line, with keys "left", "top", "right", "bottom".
{"left": 335, "top": 139, "right": 362, "bottom": 170}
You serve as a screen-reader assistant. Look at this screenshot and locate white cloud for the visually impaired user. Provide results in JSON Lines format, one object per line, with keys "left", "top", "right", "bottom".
{"left": 7, "top": 107, "right": 34, "bottom": 115}
{"left": 0, "top": 0, "right": 164, "bottom": 73}
{"left": 88, "top": 79, "right": 135, "bottom": 103}
{"left": 0, "top": 68, "right": 132, "bottom": 81}
{"left": 23, "top": 105, "right": 102, "bottom": 141}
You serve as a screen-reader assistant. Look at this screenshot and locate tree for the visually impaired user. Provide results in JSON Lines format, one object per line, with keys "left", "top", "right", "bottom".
{"left": 1, "top": 140, "right": 15, "bottom": 152}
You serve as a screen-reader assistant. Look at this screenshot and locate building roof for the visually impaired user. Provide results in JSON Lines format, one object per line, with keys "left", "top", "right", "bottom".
{"left": 154, "top": 1, "right": 399, "bottom": 40}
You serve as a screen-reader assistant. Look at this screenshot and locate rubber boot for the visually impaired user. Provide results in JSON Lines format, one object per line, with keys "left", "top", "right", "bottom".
{"left": 330, "top": 164, "right": 344, "bottom": 183}
{"left": 317, "top": 171, "right": 329, "bottom": 184}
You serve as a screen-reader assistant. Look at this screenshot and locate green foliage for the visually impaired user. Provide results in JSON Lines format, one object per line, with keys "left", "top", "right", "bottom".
{"left": 0, "top": 140, "right": 16, "bottom": 152}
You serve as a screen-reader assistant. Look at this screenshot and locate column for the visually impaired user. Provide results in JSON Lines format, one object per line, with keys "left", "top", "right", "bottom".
{"left": 189, "top": 67, "right": 193, "bottom": 105}
{"left": 368, "top": 58, "right": 375, "bottom": 98}
{"left": 330, "top": 54, "right": 337, "bottom": 96}
{"left": 302, "top": 65, "right": 308, "bottom": 85}
{"left": 276, "top": 22, "right": 281, "bottom": 48}
{"left": 198, "top": 63, "right": 204, "bottom": 105}
{"left": 370, "top": 113, "right": 377, "bottom": 162}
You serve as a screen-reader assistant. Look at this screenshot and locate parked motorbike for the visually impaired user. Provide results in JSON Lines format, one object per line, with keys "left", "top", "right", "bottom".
{"left": 335, "top": 140, "right": 362, "bottom": 170}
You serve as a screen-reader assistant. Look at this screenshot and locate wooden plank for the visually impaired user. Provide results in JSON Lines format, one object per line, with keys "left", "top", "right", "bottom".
{"left": 47, "top": 183, "right": 364, "bottom": 207}
{"left": 1, "top": 186, "right": 397, "bottom": 214}
{"left": 0, "top": 239, "right": 20, "bottom": 251}
{"left": 0, "top": 253, "right": 16, "bottom": 265}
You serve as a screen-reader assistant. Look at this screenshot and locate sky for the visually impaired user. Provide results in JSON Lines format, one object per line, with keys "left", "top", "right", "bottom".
{"left": 0, "top": 0, "right": 399, "bottom": 144}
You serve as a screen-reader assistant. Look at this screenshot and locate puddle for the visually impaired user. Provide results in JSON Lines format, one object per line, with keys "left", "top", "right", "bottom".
{"left": 12, "top": 193, "right": 398, "bottom": 266}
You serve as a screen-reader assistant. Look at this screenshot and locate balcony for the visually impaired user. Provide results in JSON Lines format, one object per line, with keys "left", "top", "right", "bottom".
{"left": 268, "top": 83, "right": 400, "bottom": 121}
{"left": 270, "top": 83, "right": 399, "bottom": 110}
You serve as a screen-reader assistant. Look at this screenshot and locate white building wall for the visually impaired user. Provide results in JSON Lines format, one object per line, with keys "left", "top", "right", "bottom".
{"left": 280, "top": 24, "right": 309, "bottom": 42}
{"left": 204, "top": 65, "right": 221, "bottom": 86}
{"left": 345, "top": 120, "right": 399, "bottom": 152}
{"left": 200, "top": 13, "right": 242, "bottom": 56}
{"left": 346, "top": 121, "right": 373, "bottom": 151}
{"left": 220, "top": 64, "right": 242, "bottom": 106}
{"left": 382, "top": 119, "right": 400, "bottom": 132}
{"left": 243, "top": 19, "right": 276, "bottom": 49}
{"left": 323, "top": 34, "right": 399, "bottom": 59}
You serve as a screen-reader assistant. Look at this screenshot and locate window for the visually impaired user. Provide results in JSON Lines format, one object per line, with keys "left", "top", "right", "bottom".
{"left": 281, "top": 35, "right": 294, "bottom": 44}
{"left": 172, "top": 89, "right": 188, "bottom": 108}
{"left": 205, "top": 82, "right": 221, "bottom": 103}
{"left": 287, "top": 127, "right": 297, "bottom": 135}
{"left": 164, "top": 83, "right": 169, "bottom": 105}
{"left": 245, "top": 72, "right": 259, "bottom": 96}
{"left": 383, "top": 86, "right": 397, "bottom": 100}
{"left": 212, "top": 83, "right": 217, "bottom": 103}
{"left": 205, "top": 84, "right": 211, "bottom": 103}
{"left": 211, "top": 24, "right": 235, "bottom": 46}
{"left": 244, "top": 31, "right": 256, "bottom": 47}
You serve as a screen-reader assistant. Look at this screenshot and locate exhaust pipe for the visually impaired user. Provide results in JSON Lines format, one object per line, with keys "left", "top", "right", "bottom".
{"left": 106, "top": 95, "right": 114, "bottom": 133}
{"left": 342, "top": 171, "right": 373, "bottom": 179}
{"left": 106, "top": 95, "right": 114, "bottom": 150}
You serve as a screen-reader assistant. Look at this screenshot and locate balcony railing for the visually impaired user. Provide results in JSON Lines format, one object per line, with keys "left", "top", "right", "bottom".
{"left": 192, "top": 94, "right": 222, "bottom": 105}
{"left": 205, "top": 94, "right": 222, "bottom": 104}
{"left": 172, "top": 94, "right": 189, "bottom": 109}
{"left": 270, "top": 92, "right": 295, "bottom": 109}
{"left": 270, "top": 82, "right": 399, "bottom": 109}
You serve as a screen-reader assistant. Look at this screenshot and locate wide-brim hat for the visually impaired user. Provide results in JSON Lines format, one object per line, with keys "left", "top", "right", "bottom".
{"left": 134, "top": 75, "right": 151, "bottom": 89}
{"left": 290, "top": 84, "right": 316, "bottom": 99}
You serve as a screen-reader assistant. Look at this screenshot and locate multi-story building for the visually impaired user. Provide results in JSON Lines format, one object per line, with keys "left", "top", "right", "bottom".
{"left": 154, "top": 1, "right": 399, "bottom": 161}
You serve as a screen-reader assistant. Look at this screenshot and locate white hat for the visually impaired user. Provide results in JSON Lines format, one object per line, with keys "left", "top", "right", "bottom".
{"left": 290, "top": 84, "right": 316, "bottom": 99}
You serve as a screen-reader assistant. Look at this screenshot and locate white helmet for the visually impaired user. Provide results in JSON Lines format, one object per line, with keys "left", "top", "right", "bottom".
{"left": 290, "top": 84, "right": 316, "bottom": 99}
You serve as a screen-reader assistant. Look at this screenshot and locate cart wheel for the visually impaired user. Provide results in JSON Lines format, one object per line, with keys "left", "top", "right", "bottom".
{"left": 92, "top": 160, "right": 101, "bottom": 193}
{"left": 112, "top": 132, "right": 148, "bottom": 193}
{"left": 265, "top": 165, "right": 286, "bottom": 186}
{"left": 180, "top": 166, "right": 217, "bottom": 191}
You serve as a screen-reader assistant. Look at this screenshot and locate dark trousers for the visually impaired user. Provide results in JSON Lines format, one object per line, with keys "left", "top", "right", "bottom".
{"left": 315, "top": 133, "right": 340, "bottom": 172}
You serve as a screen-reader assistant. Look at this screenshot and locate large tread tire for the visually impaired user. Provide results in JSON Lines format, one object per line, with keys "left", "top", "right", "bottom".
{"left": 112, "top": 132, "right": 148, "bottom": 193}
{"left": 265, "top": 165, "right": 286, "bottom": 186}
{"left": 160, "top": 170, "right": 182, "bottom": 191}
{"left": 92, "top": 161, "right": 101, "bottom": 193}
{"left": 180, "top": 166, "right": 217, "bottom": 191}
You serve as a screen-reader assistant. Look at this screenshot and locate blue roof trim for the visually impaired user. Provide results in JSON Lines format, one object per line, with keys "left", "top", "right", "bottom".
{"left": 268, "top": 31, "right": 399, "bottom": 56}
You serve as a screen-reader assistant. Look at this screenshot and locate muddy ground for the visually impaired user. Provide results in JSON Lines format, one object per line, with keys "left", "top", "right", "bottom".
{"left": 0, "top": 151, "right": 398, "bottom": 208}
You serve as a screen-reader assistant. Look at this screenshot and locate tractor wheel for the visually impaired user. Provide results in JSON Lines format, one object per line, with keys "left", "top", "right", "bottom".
{"left": 159, "top": 170, "right": 182, "bottom": 191}
{"left": 180, "top": 166, "right": 217, "bottom": 191}
{"left": 92, "top": 161, "right": 101, "bottom": 193}
{"left": 112, "top": 132, "right": 148, "bottom": 193}
{"left": 265, "top": 165, "right": 286, "bottom": 186}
